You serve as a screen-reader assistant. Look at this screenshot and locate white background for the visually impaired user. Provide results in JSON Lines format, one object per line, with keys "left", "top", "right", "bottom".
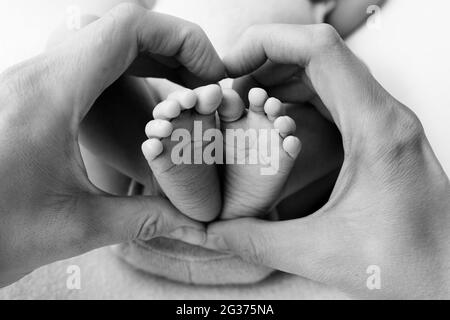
{"left": 0, "top": 0, "right": 449, "bottom": 174}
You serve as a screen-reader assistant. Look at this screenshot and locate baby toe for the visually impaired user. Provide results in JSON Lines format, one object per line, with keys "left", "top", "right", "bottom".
{"left": 274, "top": 116, "right": 296, "bottom": 138}
{"left": 142, "top": 139, "right": 164, "bottom": 162}
{"left": 218, "top": 89, "right": 245, "bottom": 122}
{"left": 168, "top": 89, "right": 197, "bottom": 110}
{"left": 282, "top": 136, "right": 302, "bottom": 159}
{"left": 264, "top": 97, "right": 284, "bottom": 121}
{"left": 153, "top": 100, "right": 182, "bottom": 120}
{"left": 248, "top": 88, "right": 269, "bottom": 113}
{"left": 145, "top": 119, "right": 174, "bottom": 139}
{"left": 194, "top": 84, "right": 223, "bottom": 115}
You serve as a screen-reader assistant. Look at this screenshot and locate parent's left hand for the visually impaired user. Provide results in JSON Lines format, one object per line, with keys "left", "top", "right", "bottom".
{"left": 0, "top": 3, "right": 224, "bottom": 287}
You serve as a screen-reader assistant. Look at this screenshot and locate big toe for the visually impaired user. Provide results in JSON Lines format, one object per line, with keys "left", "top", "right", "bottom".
{"left": 194, "top": 84, "right": 223, "bottom": 115}
{"left": 153, "top": 100, "right": 182, "bottom": 120}
{"left": 168, "top": 89, "right": 197, "bottom": 110}
{"left": 218, "top": 89, "right": 245, "bottom": 122}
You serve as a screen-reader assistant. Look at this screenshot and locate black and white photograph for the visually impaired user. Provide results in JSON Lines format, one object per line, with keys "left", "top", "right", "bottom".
{"left": 0, "top": 0, "right": 449, "bottom": 303}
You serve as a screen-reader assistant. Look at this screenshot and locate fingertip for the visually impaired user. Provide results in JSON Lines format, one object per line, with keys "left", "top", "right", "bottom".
{"left": 219, "top": 89, "right": 245, "bottom": 122}
{"left": 168, "top": 227, "right": 207, "bottom": 247}
{"left": 185, "top": 30, "right": 226, "bottom": 82}
{"left": 223, "top": 50, "right": 264, "bottom": 79}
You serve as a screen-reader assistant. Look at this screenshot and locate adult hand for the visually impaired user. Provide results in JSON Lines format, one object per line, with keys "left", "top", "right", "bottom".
{"left": 205, "top": 24, "right": 450, "bottom": 299}
{"left": 0, "top": 3, "right": 225, "bottom": 287}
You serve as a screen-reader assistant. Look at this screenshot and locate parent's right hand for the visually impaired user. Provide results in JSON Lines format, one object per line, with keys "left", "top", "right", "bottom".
{"left": 204, "top": 24, "right": 450, "bottom": 299}
{"left": 0, "top": 3, "right": 224, "bottom": 287}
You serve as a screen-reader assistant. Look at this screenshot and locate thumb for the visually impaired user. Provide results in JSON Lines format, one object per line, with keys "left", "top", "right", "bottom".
{"left": 204, "top": 217, "right": 341, "bottom": 280}
{"left": 80, "top": 194, "right": 206, "bottom": 250}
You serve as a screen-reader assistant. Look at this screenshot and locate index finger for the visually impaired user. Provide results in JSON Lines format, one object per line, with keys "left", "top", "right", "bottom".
{"left": 49, "top": 3, "right": 225, "bottom": 118}
{"left": 224, "top": 24, "right": 398, "bottom": 140}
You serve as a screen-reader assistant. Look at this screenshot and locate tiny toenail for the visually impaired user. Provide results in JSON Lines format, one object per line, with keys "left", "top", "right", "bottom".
{"left": 265, "top": 98, "right": 282, "bottom": 116}
{"left": 249, "top": 88, "right": 268, "bottom": 107}
{"left": 143, "top": 139, "right": 163, "bottom": 161}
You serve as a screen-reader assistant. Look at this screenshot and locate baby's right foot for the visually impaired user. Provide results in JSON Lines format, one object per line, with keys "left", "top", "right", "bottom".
{"left": 219, "top": 88, "right": 302, "bottom": 219}
{"left": 142, "top": 85, "right": 223, "bottom": 222}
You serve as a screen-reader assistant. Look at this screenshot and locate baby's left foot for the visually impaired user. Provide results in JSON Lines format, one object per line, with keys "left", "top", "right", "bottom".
{"left": 219, "top": 88, "right": 302, "bottom": 219}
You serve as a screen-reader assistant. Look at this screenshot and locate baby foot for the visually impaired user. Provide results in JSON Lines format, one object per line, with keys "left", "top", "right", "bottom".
{"left": 142, "top": 85, "right": 223, "bottom": 222}
{"left": 219, "top": 88, "right": 301, "bottom": 219}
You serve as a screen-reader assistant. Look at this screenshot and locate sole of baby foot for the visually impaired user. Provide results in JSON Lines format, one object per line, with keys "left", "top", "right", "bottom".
{"left": 219, "top": 88, "right": 301, "bottom": 219}
{"left": 142, "top": 85, "right": 223, "bottom": 222}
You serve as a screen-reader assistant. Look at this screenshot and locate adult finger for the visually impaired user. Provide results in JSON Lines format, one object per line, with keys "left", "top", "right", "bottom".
{"left": 78, "top": 194, "right": 206, "bottom": 250}
{"left": 224, "top": 24, "right": 398, "bottom": 140}
{"left": 232, "top": 70, "right": 330, "bottom": 120}
{"left": 204, "top": 216, "right": 343, "bottom": 282}
{"left": 45, "top": 3, "right": 225, "bottom": 119}
{"left": 265, "top": 78, "right": 333, "bottom": 121}
{"left": 251, "top": 61, "right": 301, "bottom": 87}
{"left": 145, "top": 78, "right": 185, "bottom": 101}
{"left": 48, "top": 15, "right": 193, "bottom": 85}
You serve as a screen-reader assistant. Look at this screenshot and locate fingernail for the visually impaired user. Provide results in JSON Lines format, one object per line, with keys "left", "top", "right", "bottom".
{"left": 169, "top": 227, "right": 206, "bottom": 246}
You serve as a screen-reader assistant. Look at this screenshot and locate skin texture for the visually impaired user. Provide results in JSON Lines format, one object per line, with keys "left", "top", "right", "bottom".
{"left": 70, "top": 0, "right": 346, "bottom": 223}
{"left": 0, "top": 3, "right": 226, "bottom": 288}
{"left": 218, "top": 88, "right": 302, "bottom": 219}
{"left": 1, "top": 2, "right": 447, "bottom": 299}
{"left": 200, "top": 24, "right": 450, "bottom": 299}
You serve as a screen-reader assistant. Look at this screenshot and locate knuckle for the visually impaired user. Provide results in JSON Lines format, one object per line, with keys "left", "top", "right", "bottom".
{"left": 0, "top": 60, "right": 50, "bottom": 114}
{"left": 389, "top": 107, "right": 425, "bottom": 151}
{"left": 180, "top": 21, "right": 204, "bottom": 40}
{"left": 178, "top": 22, "right": 209, "bottom": 68}
{"left": 133, "top": 205, "right": 163, "bottom": 241}
{"left": 241, "top": 227, "right": 270, "bottom": 266}
{"left": 368, "top": 104, "right": 426, "bottom": 168}
{"left": 96, "top": 3, "right": 144, "bottom": 64}
{"left": 101, "top": 3, "right": 142, "bottom": 38}
{"left": 395, "top": 106, "right": 424, "bottom": 138}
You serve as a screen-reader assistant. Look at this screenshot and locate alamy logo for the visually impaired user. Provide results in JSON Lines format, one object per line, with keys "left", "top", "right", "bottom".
{"left": 366, "top": 265, "right": 381, "bottom": 290}
{"left": 170, "top": 121, "right": 281, "bottom": 176}
{"left": 366, "top": 5, "right": 383, "bottom": 30}
{"left": 66, "top": 265, "right": 81, "bottom": 290}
